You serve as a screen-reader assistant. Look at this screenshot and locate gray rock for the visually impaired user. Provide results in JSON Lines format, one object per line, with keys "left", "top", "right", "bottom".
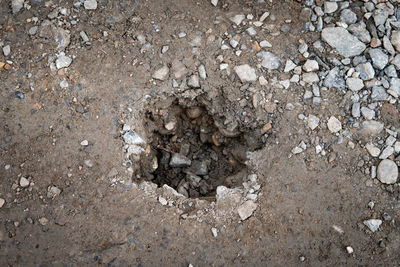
{"left": 390, "top": 78, "right": 400, "bottom": 96}
{"left": 373, "top": 9, "right": 389, "bottom": 26}
{"left": 371, "top": 86, "right": 388, "bottom": 101}
{"left": 323, "top": 67, "right": 345, "bottom": 90}
{"left": 348, "top": 22, "right": 371, "bottom": 44}
{"left": 321, "top": 27, "right": 366, "bottom": 57}
{"left": 327, "top": 116, "right": 342, "bottom": 133}
{"left": 20, "top": 177, "right": 30, "bottom": 188}
{"left": 307, "top": 115, "right": 319, "bottom": 130}
{"left": 170, "top": 154, "right": 192, "bottom": 168}
{"left": 153, "top": 66, "right": 169, "bottom": 80}
{"left": 198, "top": 65, "right": 207, "bottom": 80}
{"left": 230, "top": 14, "right": 245, "bottom": 25}
{"left": 377, "top": 159, "right": 398, "bottom": 184}
{"left": 302, "top": 73, "right": 319, "bottom": 84}
{"left": 188, "top": 74, "right": 200, "bottom": 88}
{"left": 123, "top": 130, "right": 146, "bottom": 145}
{"left": 284, "top": 59, "right": 297, "bottom": 73}
{"left": 2, "top": 45, "right": 10, "bottom": 57}
{"left": 379, "top": 147, "right": 394, "bottom": 160}
{"left": 237, "top": 200, "right": 257, "bottom": 220}
{"left": 340, "top": 9, "right": 357, "bottom": 25}
{"left": 366, "top": 143, "right": 380, "bottom": 157}
{"left": 56, "top": 53, "right": 72, "bottom": 69}
{"left": 257, "top": 51, "right": 281, "bottom": 70}
{"left": 346, "top": 77, "right": 364, "bottom": 91}
{"left": 80, "top": 31, "right": 89, "bottom": 42}
{"left": 324, "top": 2, "right": 338, "bottom": 14}
{"left": 356, "top": 62, "right": 375, "bottom": 80}
{"left": 383, "top": 36, "right": 396, "bottom": 55}
{"left": 352, "top": 102, "right": 360, "bottom": 118}
{"left": 55, "top": 28, "right": 70, "bottom": 51}
{"left": 385, "top": 65, "right": 397, "bottom": 78}
{"left": 360, "top": 120, "right": 384, "bottom": 137}
{"left": 234, "top": 64, "right": 257, "bottom": 82}
{"left": 84, "top": 0, "right": 97, "bottom": 10}
{"left": 28, "top": 26, "right": 38, "bottom": 35}
{"left": 392, "top": 31, "right": 400, "bottom": 52}
{"left": 361, "top": 107, "right": 375, "bottom": 120}
{"left": 11, "top": 0, "right": 24, "bottom": 14}
{"left": 363, "top": 219, "right": 382, "bottom": 232}
{"left": 369, "top": 49, "right": 388, "bottom": 70}
{"left": 303, "top": 59, "right": 319, "bottom": 72}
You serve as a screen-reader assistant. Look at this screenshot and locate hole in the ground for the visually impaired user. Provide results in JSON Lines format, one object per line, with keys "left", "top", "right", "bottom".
{"left": 133, "top": 99, "right": 264, "bottom": 198}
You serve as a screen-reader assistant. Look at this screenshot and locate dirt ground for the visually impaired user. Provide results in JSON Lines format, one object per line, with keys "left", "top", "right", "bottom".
{"left": 1, "top": 0, "right": 400, "bottom": 266}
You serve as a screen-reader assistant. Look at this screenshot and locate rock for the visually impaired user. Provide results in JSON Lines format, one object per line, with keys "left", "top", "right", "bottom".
{"left": 152, "top": 66, "right": 169, "bottom": 81}
{"left": 211, "top": 0, "right": 218, "bottom": 6}
{"left": 363, "top": 219, "right": 382, "bottom": 232}
{"left": 123, "top": 130, "right": 146, "bottom": 145}
{"left": 55, "top": 28, "right": 70, "bottom": 51}
{"left": 321, "top": 27, "right": 366, "bottom": 57}
{"left": 371, "top": 86, "right": 388, "bottom": 101}
{"left": 0, "top": 198, "right": 5, "bottom": 208}
{"left": 170, "top": 154, "right": 191, "bottom": 168}
{"left": 307, "top": 115, "right": 319, "bottom": 130}
{"left": 84, "top": 0, "right": 97, "bottom": 10}
{"left": 340, "top": 9, "right": 357, "bottom": 24}
{"left": 390, "top": 78, "right": 400, "bottom": 96}
{"left": 302, "top": 73, "right": 319, "bottom": 84}
{"left": 352, "top": 102, "right": 360, "bottom": 118}
{"left": 327, "top": 116, "right": 342, "bottom": 133}
{"left": 237, "top": 200, "right": 257, "bottom": 220}
{"left": 158, "top": 196, "right": 168, "bottom": 205}
{"left": 230, "top": 14, "right": 245, "bottom": 25}
{"left": 11, "top": 0, "right": 24, "bottom": 14}
{"left": 171, "top": 60, "right": 188, "bottom": 79}
{"left": 188, "top": 75, "right": 200, "bottom": 88}
{"left": 56, "top": 53, "right": 72, "bottom": 69}
{"left": 20, "top": 177, "right": 30, "bottom": 188}
{"left": 348, "top": 22, "right": 371, "bottom": 44}
{"left": 361, "top": 107, "right": 375, "bottom": 120}
{"left": 246, "top": 27, "right": 257, "bottom": 36}
{"left": 259, "top": 40, "right": 272, "bottom": 48}
{"left": 346, "top": 246, "right": 354, "bottom": 254}
{"left": 392, "top": 31, "right": 400, "bottom": 52}
{"left": 356, "top": 62, "right": 375, "bottom": 80}
{"left": 379, "top": 147, "right": 394, "bottom": 160}
{"left": 198, "top": 65, "right": 207, "bottom": 80}
{"left": 84, "top": 160, "right": 93, "bottom": 167}
{"left": 360, "top": 121, "right": 384, "bottom": 137}
{"left": 369, "top": 49, "right": 388, "bottom": 70}
{"left": 80, "top": 140, "right": 89, "bottom": 146}
{"left": 211, "top": 227, "right": 218, "bottom": 237}
{"left": 377, "top": 159, "right": 398, "bottom": 184}
{"left": 284, "top": 59, "right": 297, "bottom": 73}
{"left": 373, "top": 9, "right": 388, "bottom": 26}
{"left": 257, "top": 51, "right": 281, "bottom": 70}
{"left": 29, "top": 26, "right": 38, "bottom": 35}
{"left": 186, "top": 106, "right": 202, "bottom": 119}
{"left": 365, "top": 143, "right": 380, "bottom": 157}
{"left": 324, "top": 2, "right": 338, "bottom": 14}
{"left": 80, "top": 31, "right": 89, "bottom": 42}
{"left": 39, "top": 217, "right": 49, "bottom": 226}
{"left": 47, "top": 186, "right": 61, "bottom": 198}
{"left": 303, "top": 59, "right": 319, "bottom": 72}
{"left": 323, "top": 67, "right": 345, "bottom": 90}
{"left": 2, "top": 45, "right": 10, "bottom": 57}
{"left": 234, "top": 64, "right": 257, "bottom": 82}
{"left": 346, "top": 77, "right": 364, "bottom": 91}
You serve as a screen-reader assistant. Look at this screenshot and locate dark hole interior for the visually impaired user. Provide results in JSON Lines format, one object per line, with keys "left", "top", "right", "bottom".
{"left": 133, "top": 101, "right": 263, "bottom": 198}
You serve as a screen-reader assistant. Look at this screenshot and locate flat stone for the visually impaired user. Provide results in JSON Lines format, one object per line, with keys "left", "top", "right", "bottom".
{"left": 379, "top": 146, "right": 394, "bottom": 160}
{"left": 363, "top": 219, "right": 382, "bottom": 232}
{"left": 361, "top": 107, "right": 375, "bottom": 120}
{"left": 378, "top": 160, "right": 398, "bottom": 184}
{"left": 123, "top": 131, "right": 146, "bottom": 145}
{"left": 324, "top": 2, "right": 338, "bottom": 14}
{"left": 360, "top": 120, "right": 384, "bottom": 137}
{"left": 237, "top": 200, "right": 257, "bottom": 220}
{"left": 84, "top": 0, "right": 97, "bottom": 10}
{"left": 303, "top": 59, "right": 319, "bottom": 72}
{"left": 0, "top": 198, "right": 5, "bottom": 208}
{"left": 307, "top": 115, "right": 319, "bottom": 130}
{"left": 366, "top": 143, "right": 380, "bottom": 157}
{"left": 346, "top": 77, "right": 364, "bottom": 91}
{"left": 369, "top": 49, "right": 388, "bottom": 70}
{"left": 392, "top": 31, "right": 400, "bottom": 52}
{"left": 234, "top": 64, "right": 257, "bottom": 82}
{"left": 321, "top": 27, "right": 366, "bottom": 57}
{"left": 352, "top": 102, "right": 360, "bottom": 118}
{"left": 284, "top": 59, "right": 297, "bottom": 73}
{"left": 188, "top": 74, "right": 200, "bottom": 88}
{"left": 356, "top": 63, "right": 375, "bottom": 80}
{"left": 340, "top": 9, "right": 357, "bottom": 25}
{"left": 348, "top": 22, "right": 371, "bottom": 44}
{"left": 170, "top": 154, "right": 192, "bottom": 168}
{"left": 56, "top": 53, "right": 72, "bottom": 69}
{"left": 302, "top": 72, "right": 319, "bottom": 84}
{"left": 257, "top": 51, "right": 281, "bottom": 70}
{"left": 327, "top": 116, "right": 342, "bottom": 133}
{"left": 152, "top": 66, "right": 169, "bottom": 80}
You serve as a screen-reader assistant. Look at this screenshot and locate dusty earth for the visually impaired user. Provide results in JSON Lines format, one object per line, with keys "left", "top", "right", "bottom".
{"left": 1, "top": 0, "right": 400, "bottom": 266}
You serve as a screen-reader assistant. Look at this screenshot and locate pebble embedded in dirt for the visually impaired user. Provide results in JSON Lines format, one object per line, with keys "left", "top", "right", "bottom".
{"left": 327, "top": 116, "right": 342, "bottom": 133}
{"left": 153, "top": 65, "right": 169, "bottom": 81}
{"left": 0, "top": 198, "right": 5, "bottom": 208}
{"left": 237, "top": 200, "right": 257, "bottom": 220}
{"left": 169, "top": 154, "right": 192, "bottom": 168}
{"left": 19, "top": 177, "right": 30, "bottom": 188}
{"left": 84, "top": 0, "right": 97, "bottom": 10}
{"left": 321, "top": 27, "right": 366, "bottom": 57}
{"left": 363, "top": 219, "right": 382, "bottom": 233}
{"left": 234, "top": 64, "right": 257, "bottom": 82}
{"left": 377, "top": 159, "right": 398, "bottom": 184}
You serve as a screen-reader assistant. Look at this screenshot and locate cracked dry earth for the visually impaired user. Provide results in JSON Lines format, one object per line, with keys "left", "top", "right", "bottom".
{"left": 1, "top": 0, "right": 400, "bottom": 265}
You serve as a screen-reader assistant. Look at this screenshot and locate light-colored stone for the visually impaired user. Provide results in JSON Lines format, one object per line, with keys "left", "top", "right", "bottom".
{"left": 234, "top": 64, "right": 257, "bottom": 82}
{"left": 237, "top": 200, "right": 257, "bottom": 220}
{"left": 321, "top": 27, "right": 366, "bottom": 57}
{"left": 365, "top": 143, "right": 380, "bottom": 157}
{"left": 391, "top": 31, "right": 400, "bottom": 52}
{"left": 327, "top": 116, "right": 342, "bottom": 133}
{"left": 377, "top": 159, "right": 398, "bottom": 184}
{"left": 20, "top": 177, "right": 30, "bottom": 188}
{"left": 303, "top": 59, "right": 319, "bottom": 72}
{"left": 84, "top": 0, "right": 97, "bottom": 10}
{"left": 363, "top": 219, "right": 382, "bottom": 232}
{"left": 152, "top": 65, "right": 169, "bottom": 81}
{"left": 307, "top": 115, "right": 319, "bottom": 130}
{"left": 346, "top": 77, "right": 364, "bottom": 91}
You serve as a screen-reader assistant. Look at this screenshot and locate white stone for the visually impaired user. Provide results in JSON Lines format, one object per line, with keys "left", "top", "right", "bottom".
{"left": 237, "top": 200, "right": 257, "bottom": 220}
{"left": 84, "top": 0, "right": 97, "bottom": 10}
{"left": 284, "top": 59, "right": 297, "bottom": 73}
{"left": 158, "top": 196, "right": 168, "bottom": 205}
{"left": 346, "top": 246, "right": 354, "bottom": 254}
{"left": 307, "top": 115, "right": 319, "bottom": 130}
{"left": 211, "top": 0, "right": 218, "bottom": 6}
{"left": 259, "top": 40, "right": 272, "bottom": 48}
{"left": 56, "top": 53, "right": 72, "bottom": 69}
{"left": 234, "top": 64, "right": 257, "bottom": 82}
{"left": 363, "top": 219, "right": 382, "bottom": 232}
{"left": 230, "top": 14, "right": 245, "bottom": 25}
{"left": 303, "top": 59, "right": 319, "bottom": 72}
{"left": 365, "top": 143, "right": 380, "bottom": 157}
{"left": 3, "top": 45, "right": 10, "bottom": 57}
{"left": 346, "top": 77, "right": 364, "bottom": 91}
{"left": 152, "top": 66, "right": 169, "bottom": 81}
{"left": 211, "top": 227, "right": 218, "bottom": 237}
{"left": 0, "top": 198, "right": 5, "bottom": 208}
{"left": 80, "top": 140, "right": 89, "bottom": 146}
{"left": 302, "top": 73, "right": 319, "bottom": 84}
{"left": 20, "top": 177, "right": 30, "bottom": 188}
{"left": 379, "top": 146, "right": 394, "bottom": 159}
{"left": 377, "top": 159, "right": 398, "bottom": 184}
{"left": 327, "top": 116, "right": 342, "bottom": 133}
